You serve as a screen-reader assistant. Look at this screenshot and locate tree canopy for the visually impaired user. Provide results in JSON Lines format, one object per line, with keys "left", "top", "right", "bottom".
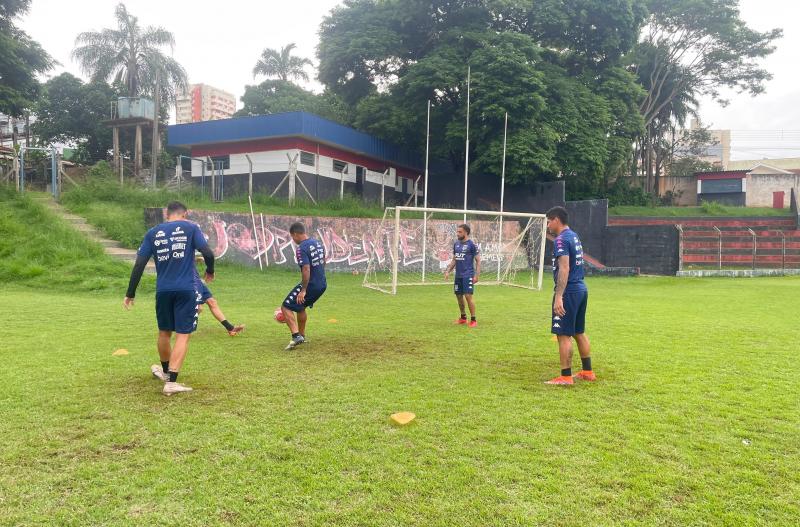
{"left": 252, "top": 43, "right": 313, "bottom": 83}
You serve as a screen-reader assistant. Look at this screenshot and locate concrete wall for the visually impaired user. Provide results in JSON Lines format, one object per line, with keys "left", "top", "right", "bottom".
{"left": 745, "top": 173, "right": 800, "bottom": 207}
{"left": 566, "top": 199, "right": 608, "bottom": 259}
{"left": 658, "top": 176, "right": 697, "bottom": 205}
{"left": 602, "top": 225, "right": 680, "bottom": 275}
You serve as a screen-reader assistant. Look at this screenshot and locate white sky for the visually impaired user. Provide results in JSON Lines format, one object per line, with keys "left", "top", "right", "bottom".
{"left": 18, "top": 0, "right": 800, "bottom": 160}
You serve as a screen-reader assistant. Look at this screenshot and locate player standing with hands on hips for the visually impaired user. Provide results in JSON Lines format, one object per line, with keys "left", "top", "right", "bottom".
{"left": 123, "top": 201, "right": 215, "bottom": 396}
{"left": 544, "top": 206, "right": 595, "bottom": 385}
{"left": 280, "top": 222, "right": 327, "bottom": 350}
{"left": 444, "top": 224, "right": 481, "bottom": 327}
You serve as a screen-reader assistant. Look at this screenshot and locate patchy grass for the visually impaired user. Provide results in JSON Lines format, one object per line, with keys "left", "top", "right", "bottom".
{"left": 1, "top": 266, "right": 799, "bottom": 525}
{"left": 610, "top": 204, "right": 793, "bottom": 217}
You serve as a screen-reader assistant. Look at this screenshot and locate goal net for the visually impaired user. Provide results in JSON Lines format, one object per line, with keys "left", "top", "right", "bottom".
{"left": 363, "top": 206, "right": 548, "bottom": 294}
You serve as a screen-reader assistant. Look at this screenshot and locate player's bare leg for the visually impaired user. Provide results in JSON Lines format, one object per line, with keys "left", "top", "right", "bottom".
{"left": 151, "top": 330, "right": 172, "bottom": 381}
{"left": 282, "top": 306, "right": 305, "bottom": 350}
{"left": 455, "top": 294, "right": 467, "bottom": 324}
{"left": 206, "top": 298, "right": 244, "bottom": 336}
{"left": 297, "top": 309, "right": 307, "bottom": 337}
{"left": 546, "top": 335, "right": 575, "bottom": 385}
{"left": 465, "top": 294, "right": 477, "bottom": 327}
{"left": 573, "top": 333, "right": 595, "bottom": 381}
{"left": 163, "top": 333, "right": 193, "bottom": 395}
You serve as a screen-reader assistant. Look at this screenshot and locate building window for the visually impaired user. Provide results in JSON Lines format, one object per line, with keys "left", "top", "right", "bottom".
{"left": 700, "top": 179, "right": 743, "bottom": 194}
{"left": 300, "top": 151, "right": 316, "bottom": 166}
{"left": 206, "top": 155, "right": 230, "bottom": 171}
{"left": 332, "top": 159, "right": 348, "bottom": 174}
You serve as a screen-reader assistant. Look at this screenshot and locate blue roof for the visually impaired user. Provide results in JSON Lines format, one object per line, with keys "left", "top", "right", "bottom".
{"left": 167, "top": 111, "right": 422, "bottom": 170}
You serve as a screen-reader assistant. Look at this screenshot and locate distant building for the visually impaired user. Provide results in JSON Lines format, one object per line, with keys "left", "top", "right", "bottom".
{"left": 677, "top": 119, "right": 731, "bottom": 169}
{"left": 176, "top": 84, "right": 236, "bottom": 124}
{"left": 694, "top": 163, "right": 799, "bottom": 208}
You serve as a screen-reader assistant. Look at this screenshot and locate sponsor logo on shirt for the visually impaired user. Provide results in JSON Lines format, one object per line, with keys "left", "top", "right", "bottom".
{"left": 155, "top": 230, "right": 165, "bottom": 237}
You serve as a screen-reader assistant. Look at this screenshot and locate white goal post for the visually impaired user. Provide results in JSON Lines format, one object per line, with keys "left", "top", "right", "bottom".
{"left": 363, "top": 206, "right": 548, "bottom": 294}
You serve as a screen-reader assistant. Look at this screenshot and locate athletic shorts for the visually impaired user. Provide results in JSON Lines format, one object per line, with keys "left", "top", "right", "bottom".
{"left": 156, "top": 290, "right": 199, "bottom": 334}
{"left": 454, "top": 276, "right": 475, "bottom": 295}
{"left": 195, "top": 282, "right": 213, "bottom": 305}
{"left": 551, "top": 289, "right": 588, "bottom": 336}
{"left": 282, "top": 283, "right": 326, "bottom": 312}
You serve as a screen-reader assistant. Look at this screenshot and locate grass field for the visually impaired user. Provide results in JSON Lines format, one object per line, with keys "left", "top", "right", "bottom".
{"left": 609, "top": 204, "right": 792, "bottom": 217}
{"left": 3, "top": 264, "right": 799, "bottom": 526}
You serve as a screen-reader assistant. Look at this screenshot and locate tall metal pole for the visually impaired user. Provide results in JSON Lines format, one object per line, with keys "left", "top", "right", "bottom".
{"left": 151, "top": 69, "right": 160, "bottom": 188}
{"left": 421, "top": 99, "right": 431, "bottom": 282}
{"left": 497, "top": 112, "right": 508, "bottom": 283}
{"left": 463, "top": 65, "right": 470, "bottom": 223}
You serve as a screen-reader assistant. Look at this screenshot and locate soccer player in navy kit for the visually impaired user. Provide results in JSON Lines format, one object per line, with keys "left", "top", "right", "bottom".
{"left": 123, "top": 201, "right": 215, "bottom": 396}
{"left": 444, "top": 224, "right": 481, "bottom": 327}
{"left": 281, "top": 222, "right": 327, "bottom": 350}
{"left": 544, "top": 206, "right": 595, "bottom": 385}
{"left": 193, "top": 268, "right": 245, "bottom": 336}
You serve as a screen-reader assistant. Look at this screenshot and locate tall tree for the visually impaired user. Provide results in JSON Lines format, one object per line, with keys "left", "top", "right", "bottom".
{"left": 252, "top": 43, "right": 313, "bottom": 83}
{"left": 32, "top": 73, "right": 116, "bottom": 163}
{"left": 0, "top": 0, "right": 54, "bottom": 117}
{"left": 236, "top": 79, "right": 351, "bottom": 124}
{"left": 71, "top": 2, "right": 187, "bottom": 101}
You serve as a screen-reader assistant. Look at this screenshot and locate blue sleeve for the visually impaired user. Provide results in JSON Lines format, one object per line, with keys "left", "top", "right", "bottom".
{"left": 137, "top": 229, "right": 153, "bottom": 258}
{"left": 554, "top": 235, "right": 567, "bottom": 257}
{"left": 298, "top": 244, "right": 309, "bottom": 266}
{"left": 472, "top": 241, "right": 480, "bottom": 256}
{"left": 192, "top": 224, "right": 208, "bottom": 249}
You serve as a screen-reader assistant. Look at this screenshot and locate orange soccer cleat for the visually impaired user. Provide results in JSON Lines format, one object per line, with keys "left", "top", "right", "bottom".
{"left": 454, "top": 318, "right": 467, "bottom": 325}
{"left": 227, "top": 324, "right": 245, "bottom": 337}
{"left": 574, "top": 370, "right": 596, "bottom": 381}
{"left": 545, "top": 375, "right": 574, "bottom": 385}
{"left": 468, "top": 320, "right": 477, "bottom": 328}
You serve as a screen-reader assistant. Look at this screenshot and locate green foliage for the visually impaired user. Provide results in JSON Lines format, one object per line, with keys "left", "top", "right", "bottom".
{"left": 600, "top": 178, "right": 652, "bottom": 207}
{"left": 3, "top": 270, "right": 800, "bottom": 524}
{"left": 0, "top": 0, "right": 54, "bottom": 116}
{"left": 71, "top": 2, "right": 187, "bottom": 100}
{"left": 32, "top": 73, "right": 117, "bottom": 163}
{"left": 0, "top": 185, "right": 132, "bottom": 291}
{"left": 318, "top": 0, "right": 648, "bottom": 196}
{"left": 252, "top": 42, "right": 313, "bottom": 82}
{"left": 236, "top": 80, "right": 353, "bottom": 124}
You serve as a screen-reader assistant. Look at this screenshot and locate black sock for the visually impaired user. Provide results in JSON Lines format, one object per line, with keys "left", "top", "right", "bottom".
{"left": 460, "top": 314, "right": 467, "bottom": 319}
{"left": 161, "top": 361, "right": 169, "bottom": 373}
{"left": 471, "top": 316, "right": 476, "bottom": 322}
{"left": 169, "top": 371, "right": 179, "bottom": 382}
{"left": 221, "top": 320, "right": 234, "bottom": 331}
{"left": 581, "top": 357, "right": 592, "bottom": 371}
{"left": 561, "top": 368, "right": 572, "bottom": 377}
{"left": 292, "top": 332, "right": 300, "bottom": 338}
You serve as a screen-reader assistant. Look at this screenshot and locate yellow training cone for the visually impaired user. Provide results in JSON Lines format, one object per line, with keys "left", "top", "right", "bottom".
{"left": 390, "top": 412, "right": 416, "bottom": 426}
{"left": 328, "top": 318, "right": 338, "bottom": 323}
{"left": 551, "top": 335, "right": 558, "bottom": 342}
{"left": 113, "top": 348, "right": 129, "bottom": 356}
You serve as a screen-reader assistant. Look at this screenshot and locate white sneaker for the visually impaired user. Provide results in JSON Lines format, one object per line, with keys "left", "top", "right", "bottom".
{"left": 151, "top": 364, "right": 168, "bottom": 382}
{"left": 163, "top": 382, "right": 193, "bottom": 396}
{"left": 284, "top": 334, "right": 306, "bottom": 350}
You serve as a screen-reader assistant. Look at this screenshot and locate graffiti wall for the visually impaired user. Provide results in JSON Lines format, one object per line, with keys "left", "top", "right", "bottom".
{"left": 146, "top": 208, "right": 528, "bottom": 272}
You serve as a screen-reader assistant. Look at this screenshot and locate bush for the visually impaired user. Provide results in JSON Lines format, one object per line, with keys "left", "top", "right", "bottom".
{"left": 604, "top": 179, "right": 652, "bottom": 207}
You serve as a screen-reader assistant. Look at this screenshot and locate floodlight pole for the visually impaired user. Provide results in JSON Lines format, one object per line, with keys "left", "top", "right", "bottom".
{"left": 421, "top": 99, "right": 431, "bottom": 282}
{"left": 497, "top": 112, "right": 508, "bottom": 283}
{"left": 463, "top": 65, "right": 471, "bottom": 223}
{"left": 245, "top": 153, "right": 254, "bottom": 197}
{"left": 151, "top": 69, "right": 160, "bottom": 188}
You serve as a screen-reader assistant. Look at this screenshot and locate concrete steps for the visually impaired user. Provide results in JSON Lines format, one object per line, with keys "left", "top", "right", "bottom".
{"left": 32, "top": 196, "right": 155, "bottom": 273}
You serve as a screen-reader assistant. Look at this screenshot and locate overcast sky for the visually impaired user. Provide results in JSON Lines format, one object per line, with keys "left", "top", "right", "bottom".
{"left": 19, "top": 0, "right": 800, "bottom": 160}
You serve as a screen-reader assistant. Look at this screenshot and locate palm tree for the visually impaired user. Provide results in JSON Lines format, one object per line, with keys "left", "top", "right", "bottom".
{"left": 253, "top": 43, "right": 312, "bottom": 83}
{"left": 71, "top": 3, "right": 187, "bottom": 101}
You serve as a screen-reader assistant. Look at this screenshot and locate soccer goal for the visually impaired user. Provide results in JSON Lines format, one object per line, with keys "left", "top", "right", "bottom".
{"left": 363, "top": 206, "right": 548, "bottom": 294}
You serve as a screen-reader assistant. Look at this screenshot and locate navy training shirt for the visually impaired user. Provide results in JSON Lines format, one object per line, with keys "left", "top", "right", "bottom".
{"left": 137, "top": 220, "right": 209, "bottom": 292}
{"left": 454, "top": 239, "right": 480, "bottom": 278}
{"left": 552, "top": 228, "right": 587, "bottom": 292}
{"left": 297, "top": 237, "right": 327, "bottom": 290}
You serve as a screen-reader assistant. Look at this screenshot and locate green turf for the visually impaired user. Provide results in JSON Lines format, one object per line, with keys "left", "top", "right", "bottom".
{"left": 2, "top": 266, "right": 798, "bottom": 526}
{"left": 609, "top": 204, "right": 793, "bottom": 217}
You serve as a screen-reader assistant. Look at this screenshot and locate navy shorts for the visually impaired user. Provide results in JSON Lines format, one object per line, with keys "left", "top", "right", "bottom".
{"left": 454, "top": 276, "right": 475, "bottom": 295}
{"left": 156, "top": 290, "right": 199, "bottom": 334}
{"left": 282, "top": 283, "right": 326, "bottom": 312}
{"left": 195, "top": 282, "right": 213, "bottom": 305}
{"left": 551, "top": 289, "right": 588, "bottom": 336}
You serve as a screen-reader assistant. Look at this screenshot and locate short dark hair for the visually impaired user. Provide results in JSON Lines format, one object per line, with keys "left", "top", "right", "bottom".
{"left": 545, "top": 206, "right": 568, "bottom": 225}
{"left": 166, "top": 201, "right": 187, "bottom": 215}
{"left": 458, "top": 223, "right": 471, "bottom": 235}
{"left": 289, "top": 222, "right": 306, "bottom": 235}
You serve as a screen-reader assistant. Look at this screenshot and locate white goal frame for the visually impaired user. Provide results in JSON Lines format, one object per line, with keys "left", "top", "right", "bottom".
{"left": 363, "top": 206, "right": 548, "bottom": 294}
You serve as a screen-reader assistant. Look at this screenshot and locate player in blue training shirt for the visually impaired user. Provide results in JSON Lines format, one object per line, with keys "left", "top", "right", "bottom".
{"left": 444, "top": 223, "right": 481, "bottom": 327}
{"left": 544, "top": 206, "right": 595, "bottom": 385}
{"left": 192, "top": 267, "right": 244, "bottom": 337}
{"left": 281, "top": 222, "right": 327, "bottom": 350}
{"left": 123, "top": 201, "right": 215, "bottom": 396}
